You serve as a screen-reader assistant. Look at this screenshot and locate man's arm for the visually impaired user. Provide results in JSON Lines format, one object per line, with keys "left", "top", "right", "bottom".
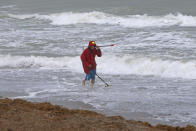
{"left": 95, "top": 46, "right": 102, "bottom": 57}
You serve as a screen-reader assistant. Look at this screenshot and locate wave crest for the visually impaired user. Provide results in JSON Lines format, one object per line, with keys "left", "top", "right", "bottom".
{"left": 1, "top": 55, "right": 196, "bottom": 79}
{"left": 7, "top": 11, "right": 196, "bottom": 27}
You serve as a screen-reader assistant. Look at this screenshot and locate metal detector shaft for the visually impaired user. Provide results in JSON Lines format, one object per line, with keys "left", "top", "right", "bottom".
{"left": 96, "top": 73, "right": 110, "bottom": 87}
{"left": 98, "top": 44, "right": 115, "bottom": 47}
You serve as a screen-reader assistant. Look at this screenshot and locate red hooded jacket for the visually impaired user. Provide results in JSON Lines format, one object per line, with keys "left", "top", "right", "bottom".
{"left": 81, "top": 43, "right": 102, "bottom": 74}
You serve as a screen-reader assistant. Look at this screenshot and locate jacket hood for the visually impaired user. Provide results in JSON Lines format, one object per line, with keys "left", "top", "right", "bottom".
{"left": 88, "top": 41, "right": 96, "bottom": 48}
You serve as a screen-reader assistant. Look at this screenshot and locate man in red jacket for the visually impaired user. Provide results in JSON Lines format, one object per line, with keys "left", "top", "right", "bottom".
{"left": 81, "top": 41, "right": 102, "bottom": 87}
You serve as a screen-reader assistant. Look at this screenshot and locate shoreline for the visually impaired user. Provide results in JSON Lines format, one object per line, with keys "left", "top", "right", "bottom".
{"left": 0, "top": 98, "right": 196, "bottom": 131}
{"left": 0, "top": 90, "right": 195, "bottom": 127}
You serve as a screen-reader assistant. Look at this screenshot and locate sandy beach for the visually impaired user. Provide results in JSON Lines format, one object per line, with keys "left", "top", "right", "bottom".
{"left": 0, "top": 98, "right": 195, "bottom": 131}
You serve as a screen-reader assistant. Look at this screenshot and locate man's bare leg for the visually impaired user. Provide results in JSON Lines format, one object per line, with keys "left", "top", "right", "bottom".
{"left": 82, "top": 79, "right": 86, "bottom": 86}
{"left": 91, "top": 79, "right": 95, "bottom": 88}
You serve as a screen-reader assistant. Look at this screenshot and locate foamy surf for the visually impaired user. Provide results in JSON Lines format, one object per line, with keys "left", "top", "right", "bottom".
{"left": 0, "top": 55, "right": 80, "bottom": 69}
{"left": 1, "top": 54, "right": 196, "bottom": 79}
{"left": 6, "top": 11, "right": 196, "bottom": 27}
{"left": 97, "top": 55, "right": 196, "bottom": 79}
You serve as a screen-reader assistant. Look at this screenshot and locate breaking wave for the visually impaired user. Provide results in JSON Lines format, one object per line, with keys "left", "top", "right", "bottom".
{"left": 6, "top": 11, "right": 196, "bottom": 27}
{"left": 1, "top": 54, "right": 196, "bottom": 79}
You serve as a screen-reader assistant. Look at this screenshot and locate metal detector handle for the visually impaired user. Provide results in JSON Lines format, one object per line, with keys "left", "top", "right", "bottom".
{"left": 99, "top": 44, "right": 115, "bottom": 47}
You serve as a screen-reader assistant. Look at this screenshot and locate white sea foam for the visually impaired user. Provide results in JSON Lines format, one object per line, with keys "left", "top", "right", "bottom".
{"left": 0, "top": 55, "right": 81, "bottom": 69}
{"left": 1, "top": 54, "right": 196, "bottom": 79}
{"left": 7, "top": 12, "right": 196, "bottom": 27}
{"left": 97, "top": 55, "right": 196, "bottom": 79}
{"left": 8, "top": 13, "right": 42, "bottom": 20}
{"left": 0, "top": 5, "right": 16, "bottom": 9}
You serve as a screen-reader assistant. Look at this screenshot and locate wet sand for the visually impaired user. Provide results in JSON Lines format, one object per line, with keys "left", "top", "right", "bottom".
{"left": 0, "top": 98, "right": 196, "bottom": 131}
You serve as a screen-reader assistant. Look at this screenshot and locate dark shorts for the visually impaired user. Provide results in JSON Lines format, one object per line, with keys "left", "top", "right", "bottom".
{"left": 85, "top": 69, "right": 96, "bottom": 80}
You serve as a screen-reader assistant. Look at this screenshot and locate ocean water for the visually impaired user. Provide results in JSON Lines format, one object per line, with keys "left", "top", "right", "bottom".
{"left": 1, "top": 0, "right": 196, "bottom": 126}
